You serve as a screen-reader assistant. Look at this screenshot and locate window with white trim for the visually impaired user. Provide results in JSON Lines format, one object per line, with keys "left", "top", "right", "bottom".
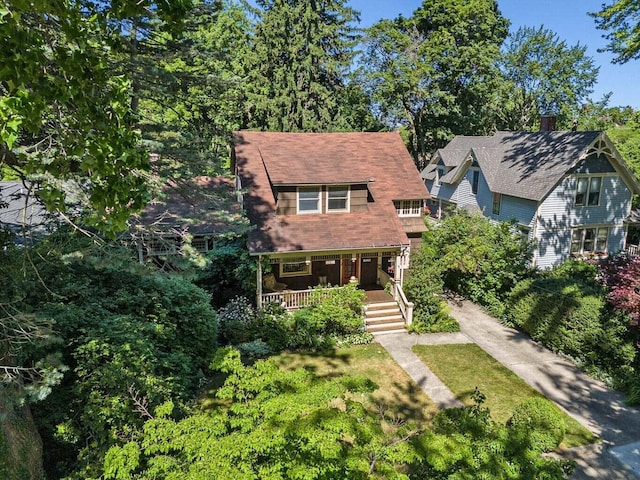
{"left": 574, "top": 176, "right": 602, "bottom": 206}
{"left": 393, "top": 200, "right": 422, "bottom": 217}
{"left": 327, "top": 185, "right": 349, "bottom": 211}
{"left": 435, "top": 167, "right": 445, "bottom": 186}
{"left": 298, "top": 187, "right": 321, "bottom": 213}
{"left": 570, "top": 227, "right": 608, "bottom": 254}
{"left": 280, "top": 257, "right": 311, "bottom": 277}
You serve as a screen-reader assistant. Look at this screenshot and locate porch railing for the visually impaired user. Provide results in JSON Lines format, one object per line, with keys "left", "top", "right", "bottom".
{"left": 261, "top": 289, "right": 316, "bottom": 310}
{"left": 626, "top": 244, "right": 639, "bottom": 256}
{"left": 387, "top": 277, "right": 414, "bottom": 326}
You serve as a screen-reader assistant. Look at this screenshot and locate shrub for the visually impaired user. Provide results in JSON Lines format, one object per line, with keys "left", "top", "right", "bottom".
{"left": 404, "top": 247, "right": 458, "bottom": 333}
{"left": 505, "top": 276, "right": 606, "bottom": 358}
{"left": 507, "top": 398, "right": 566, "bottom": 453}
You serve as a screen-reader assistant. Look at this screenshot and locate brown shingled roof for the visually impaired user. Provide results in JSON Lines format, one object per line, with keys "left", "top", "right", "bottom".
{"left": 233, "top": 131, "right": 429, "bottom": 255}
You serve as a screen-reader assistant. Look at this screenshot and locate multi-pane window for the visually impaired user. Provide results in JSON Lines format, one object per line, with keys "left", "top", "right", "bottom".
{"left": 394, "top": 200, "right": 422, "bottom": 217}
{"left": 575, "top": 177, "right": 602, "bottom": 206}
{"left": 280, "top": 257, "right": 311, "bottom": 276}
{"left": 471, "top": 170, "right": 479, "bottom": 195}
{"left": 327, "top": 186, "right": 349, "bottom": 211}
{"left": 298, "top": 187, "right": 320, "bottom": 213}
{"left": 570, "top": 227, "right": 608, "bottom": 254}
{"left": 492, "top": 192, "right": 501, "bottom": 215}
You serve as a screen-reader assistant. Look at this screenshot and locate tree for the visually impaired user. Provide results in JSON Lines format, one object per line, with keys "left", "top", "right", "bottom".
{"left": 103, "top": 348, "right": 416, "bottom": 479}
{"left": 494, "top": 26, "right": 599, "bottom": 131}
{"left": 422, "top": 210, "right": 533, "bottom": 315}
{"left": 360, "top": 0, "right": 509, "bottom": 162}
{"left": 244, "top": 0, "right": 360, "bottom": 132}
{"left": 124, "top": 0, "right": 251, "bottom": 179}
{"left": 0, "top": 0, "right": 191, "bottom": 234}
{"left": 600, "top": 253, "right": 640, "bottom": 348}
{"left": 591, "top": 0, "right": 640, "bottom": 64}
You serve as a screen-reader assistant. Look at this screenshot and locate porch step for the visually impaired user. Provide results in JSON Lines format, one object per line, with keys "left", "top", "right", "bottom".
{"left": 364, "top": 301, "right": 406, "bottom": 334}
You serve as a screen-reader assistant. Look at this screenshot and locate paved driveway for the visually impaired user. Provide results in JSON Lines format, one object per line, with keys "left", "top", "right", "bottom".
{"left": 376, "top": 298, "right": 640, "bottom": 479}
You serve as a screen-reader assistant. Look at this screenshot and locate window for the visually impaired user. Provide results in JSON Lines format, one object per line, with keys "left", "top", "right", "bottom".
{"left": 436, "top": 167, "right": 445, "bottom": 186}
{"left": 471, "top": 170, "right": 479, "bottom": 195}
{"left": 571, "top": 227, "right": 609, "bottom": 254}
{"left": 327, "top": 186, "right": 349, "bottom": 211}
{"left": 492, "top": 192, "right": 501, "bottom": 215}
{"left": 394, "top": 200, "right": 422, "bottom": 217}
{"left": 575, "top": 176, "right": 602, "bottom": 206}
{"left": 280, "top": 257, "right": 311, "bottom": 277}
{"left": 298, "top": 187, "right": 320, "bottom": 213}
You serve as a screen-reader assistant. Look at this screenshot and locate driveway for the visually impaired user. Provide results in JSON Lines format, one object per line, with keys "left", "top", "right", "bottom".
{"left": 376, "top": 298, "right": 640, "bottom": 479}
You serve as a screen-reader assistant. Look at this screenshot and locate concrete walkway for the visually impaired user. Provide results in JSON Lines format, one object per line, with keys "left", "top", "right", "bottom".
{"left": 375, "top": 298, "right": 640, "bottom": 479}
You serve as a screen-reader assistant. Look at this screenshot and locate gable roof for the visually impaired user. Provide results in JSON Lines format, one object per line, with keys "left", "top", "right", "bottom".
{"left": 130, "top": 176, "right": 246, "bottom": 237}
{"left": 233, "top": 131, "right": 429, "bottom": 255}
{"left": 429, "top": 131, "right": 640, "bottom": 202}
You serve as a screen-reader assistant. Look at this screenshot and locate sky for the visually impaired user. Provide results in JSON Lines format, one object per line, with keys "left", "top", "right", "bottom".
{"left": 348, "top": 0, "right": 640, "bottom": 109}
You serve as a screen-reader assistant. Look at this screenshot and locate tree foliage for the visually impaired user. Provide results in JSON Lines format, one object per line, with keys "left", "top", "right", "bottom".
{"left": 103, "top": 347, "right": 415, "bottom": 479}
{"left": 360, "top": 0, "right": 509, "bottom": 161}
{"left": 0, "top": 0, "right": 191, "bottom": 234}
{"left": 599, "top": 253, "right": 640, "bottom": 346}
{"left": 129, "top": 0, "right": 251, "bottom": 178}
{"left": 591, "top": 0, "right": 640, "bottom": 64}
{"left": 1, "top": 232, "right": 218, "bottom": 478}
{"left": 244, "top": 0, "right": 360, "bottom": 132}
{"left": 423, "top": 210, "right": 534, "bottom": 316}
{"left": 495, "top": 26, "right": 599, "bottom": 131}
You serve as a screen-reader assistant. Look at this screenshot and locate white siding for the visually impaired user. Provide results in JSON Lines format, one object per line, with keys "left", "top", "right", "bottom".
{"left": 535, "top": 174, "right": 632, "bottom": 268}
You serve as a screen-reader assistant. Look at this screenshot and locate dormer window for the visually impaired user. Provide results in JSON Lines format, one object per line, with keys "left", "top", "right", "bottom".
{"left": 394, "top": 200, "right": 422, "bottom": 217}
{"left": 327, "top": 186, "right": 349, "bottom": 212}
{"left": 575, "top": 177, "right": 601, "bottom": 206}
{"left": 298, "top": 187, "right": 321, "bottom": 213}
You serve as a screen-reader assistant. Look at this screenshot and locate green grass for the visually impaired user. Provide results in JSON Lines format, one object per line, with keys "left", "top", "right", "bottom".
{"left": 271, "top": 344, "right": 438, "bottom": 425}
{"left": 413, "top": 343, "right": 598, "bottom": 448}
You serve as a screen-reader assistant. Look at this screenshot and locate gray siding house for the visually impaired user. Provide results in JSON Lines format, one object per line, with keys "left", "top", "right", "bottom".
{"left": 422, "top": 131, "right": 640, "bottom": 269}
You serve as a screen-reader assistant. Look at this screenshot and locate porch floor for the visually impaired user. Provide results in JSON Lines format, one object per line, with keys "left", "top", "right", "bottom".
{"left": 364, "top": 289, "right": 394, "bottom": 304}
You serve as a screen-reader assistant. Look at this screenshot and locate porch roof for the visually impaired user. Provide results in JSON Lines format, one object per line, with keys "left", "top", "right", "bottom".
{"left": 247, "top": 211, "right": 409, "bottom": 255}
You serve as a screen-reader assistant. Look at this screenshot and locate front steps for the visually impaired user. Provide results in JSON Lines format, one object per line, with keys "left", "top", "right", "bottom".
{"left": 364, "top": 301, "right": 406, "bottom": 334}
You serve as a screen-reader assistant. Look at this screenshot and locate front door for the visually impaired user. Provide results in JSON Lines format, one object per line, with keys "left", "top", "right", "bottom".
{"left": 341, "top": 256, "right": 358, "bottom": 285}
{"left": 360, "top": 257, "right": 378, "bottom": 287}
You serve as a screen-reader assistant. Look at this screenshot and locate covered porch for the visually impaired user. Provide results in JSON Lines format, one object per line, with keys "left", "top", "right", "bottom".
{"left": 256, "top": 248, "right": 414, "bottom": 325}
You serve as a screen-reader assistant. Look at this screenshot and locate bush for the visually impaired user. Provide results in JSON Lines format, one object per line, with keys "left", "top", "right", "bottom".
{"left": 26, "top": 259, "right": 218, "bottom": 478}
{"left": 404, "top": 247, "right": 458, "bottom": 333}
{"left": 505, "top": 276, "right": 606, "bottom": 358}
{"left": 507, "top": 398, "right": 566, "bottom": 453}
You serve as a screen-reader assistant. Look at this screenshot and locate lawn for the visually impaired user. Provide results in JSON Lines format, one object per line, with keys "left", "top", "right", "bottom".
{"left": 271, "top": 344, "right": 438, "bottom": 426}
{"left": 413, "top": 343, "right": 598, "bottom": 448}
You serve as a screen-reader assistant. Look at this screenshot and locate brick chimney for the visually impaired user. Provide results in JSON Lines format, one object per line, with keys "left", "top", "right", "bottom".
{"left": 539, "top": 115, "right": 557, "bottom": 132}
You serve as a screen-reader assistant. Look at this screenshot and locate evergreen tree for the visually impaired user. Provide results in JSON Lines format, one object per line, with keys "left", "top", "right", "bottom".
{"left": 244, "top": 0, "right": 360, "bottom": 132}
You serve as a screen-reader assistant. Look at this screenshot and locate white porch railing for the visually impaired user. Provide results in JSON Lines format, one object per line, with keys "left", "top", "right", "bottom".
{"left": 387, "top": 277, "right": 414, "bottom": 326}
{"left": 261, "top": 289, "right": 316, "bottom": 310}
{"left": 626, "top": 244, "right": 639, "bottom": 256}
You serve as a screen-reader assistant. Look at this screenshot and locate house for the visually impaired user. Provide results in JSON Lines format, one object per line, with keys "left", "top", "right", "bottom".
{"left": 233, "top": 131, "right": 429, "bottom": 312}
{"left": 421, "top": 130, "right": 640, "bottom": 268}
{"left": 0, "top": 181, "right": 51, "bottom": 243}
{"left": 129, "top": 176, "right": 247, "bottom": 262}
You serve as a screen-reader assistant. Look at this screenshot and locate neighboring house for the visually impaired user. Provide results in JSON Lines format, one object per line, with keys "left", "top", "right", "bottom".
{"left": 0, "top": 181, "right": 50, "bottom": 243}
{"left": 422, "top": 130, "right": 640, "bottom": 269}
{"left": 233, "top": 131, "right": 429, "bottom": 309}
{"left": 130, "top": 176, "right": 246, "bottom": 262}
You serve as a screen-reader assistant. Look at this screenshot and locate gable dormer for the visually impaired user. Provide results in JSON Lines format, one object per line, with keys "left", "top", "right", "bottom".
{"left": 274, "top": 183, "right": 370, "bottom": 216}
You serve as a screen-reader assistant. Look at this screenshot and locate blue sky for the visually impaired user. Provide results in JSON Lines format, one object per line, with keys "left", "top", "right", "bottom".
{"left": 349, "top": 0, "right": 640, "bottom": 108}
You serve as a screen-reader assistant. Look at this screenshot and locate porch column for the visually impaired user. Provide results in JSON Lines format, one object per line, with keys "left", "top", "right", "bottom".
{"left": 256, "top": 255, "right": 263, "bottom": 309}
